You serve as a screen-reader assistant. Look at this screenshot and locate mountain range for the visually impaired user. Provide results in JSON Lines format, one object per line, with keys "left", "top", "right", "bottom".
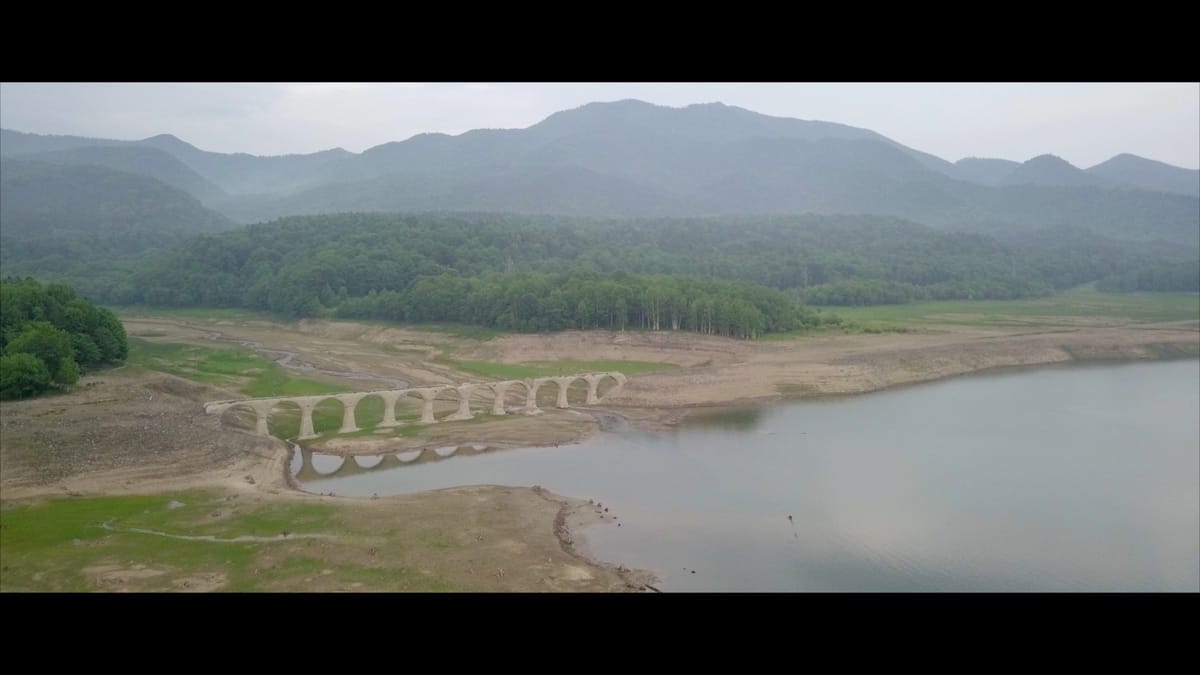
{"left": 2, "top": 99, "right": 1197, "bottom": 246}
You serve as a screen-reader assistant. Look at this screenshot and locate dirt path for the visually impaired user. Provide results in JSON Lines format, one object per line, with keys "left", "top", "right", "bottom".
{"left": 99, "top": 519, "right": 337, "bottom": 543}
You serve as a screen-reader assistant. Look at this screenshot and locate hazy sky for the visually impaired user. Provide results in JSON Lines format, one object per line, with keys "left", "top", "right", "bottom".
{"left": 2, "top": 82, "right": 1197, "bottom": 169}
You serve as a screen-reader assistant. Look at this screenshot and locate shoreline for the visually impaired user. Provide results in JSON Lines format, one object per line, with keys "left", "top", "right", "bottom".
{"left": 308, "top": 338, "right": 1200, "bottom": 456}
{"left": 279, "top": 349, "right": 1200, "bottom": 592}
{"left": 4, "top": 318, "right": 1196, "bottom": 592}
{"left": 281, "top": 346, "right": 1200, "bottom": 591}
{"left": 277, "top": 440, "right": 655, "bottom": 591}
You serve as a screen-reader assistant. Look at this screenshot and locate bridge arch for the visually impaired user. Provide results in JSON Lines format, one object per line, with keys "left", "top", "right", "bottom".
{"left": 219, "top": 399, "right": 274, "bottom": 437}
{"left": 352, "top": 392, "right": 402, "bottom": 431}
{"left": 353, "top": 454, "right": 385, "bottom": 469}
{"left": 564, "top": 375, "right": 597, "bottom": 407}
{"left": 589, "top": 371, "right": 627, "bottom": 403}
{"left": 291, "top": 395, "right": 349, "bottom": 439}
{"left": 311, "top": 452, "right": 347, "bottom": 476}
{"left": 267, "top": 399, "right": 303, "bottom": 439}
{"left": 396, "top": 449, "right": 422, "bottom": 463}
{"left": 528, "top": 375, "right": 589, "bottom": 409}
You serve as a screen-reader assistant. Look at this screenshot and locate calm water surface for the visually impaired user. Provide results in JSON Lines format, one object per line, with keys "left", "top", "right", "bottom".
{"left": 294, "top": 360, "right": 1200, "bottom": 591}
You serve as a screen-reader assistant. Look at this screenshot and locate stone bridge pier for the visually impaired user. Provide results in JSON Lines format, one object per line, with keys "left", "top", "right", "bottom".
{"left": 377, "top": 391, "right": 403, "bottom": 428}
{"left": 243, "top": 399, "right": 277, "bottom": 437}
{"left": 551, "top": 376, "right": 576, "bottom": 408}
{"left": 522, "top": 378, "right": 544, "bottom": 414}
{"left": 337, "top": 393, "right": 367, "bottom": 434}
{"left": 490, "top": 381, "right": 516, "bottom": 415}
{"left": 445, "top": 384, "right": 479, "bottom": 421}
{"left": 295, "top": 396, "right": 322, "bottom": 440}
{"left": 407, "top": 387, "right": 446, "bottom": 424}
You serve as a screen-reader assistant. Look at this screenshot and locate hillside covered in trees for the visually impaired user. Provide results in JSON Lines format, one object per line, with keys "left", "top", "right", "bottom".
{"left": 1094, "top": 260, "right": 1200, "bottom": 293}
{"left": 0, "top": 278, "right": 128, "bottom": 399}
{"left": 45, "top": 213, "right": 1191, "bottom": 331}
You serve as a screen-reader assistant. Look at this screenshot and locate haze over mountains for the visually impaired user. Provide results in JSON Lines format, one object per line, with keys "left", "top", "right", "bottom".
{"left": 0, "top": 157, "right": 235, "bottom": 283}
{"left": 0, "top": 158, "right": 232, "bottom": 251}
{"left": 2, "top": 99, "right": 1197, "bottom": 247}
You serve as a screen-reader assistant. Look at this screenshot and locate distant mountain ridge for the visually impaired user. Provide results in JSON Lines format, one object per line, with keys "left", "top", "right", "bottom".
{"left": 3, "top": 100, "right": 1197, "bottom": 245}
{"left": 1, "top": 128, "right": 352, "bottom": 195}
{"left": 953, "top": 157, "right": 1022, "bottom": 186}
{"left": 0, "top": 158, "right": 235, "bottom": 279}
{"left": 1086, "top": 153, "right": 1199, "bottom": 197}
{"left": 999, "top": 154, "right": 1116, "bottom": 188}
{"left": 7, "top": 101, "right": 1194, "bottom": 194}
{"left": 954, "top": 151, "right": 1199, "bottom": 198}
{"left": 15, "top": 145, "right": 227, "bottom": 202}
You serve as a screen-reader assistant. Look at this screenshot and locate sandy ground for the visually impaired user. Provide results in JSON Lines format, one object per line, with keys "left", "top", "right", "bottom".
{"left": 3, "top": 312, "right": 1196, "bottom": 591}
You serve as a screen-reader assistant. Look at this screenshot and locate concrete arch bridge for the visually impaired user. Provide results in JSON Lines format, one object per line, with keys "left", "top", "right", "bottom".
{"left": 204, "top": 372, "right": 626, "bottom": 440}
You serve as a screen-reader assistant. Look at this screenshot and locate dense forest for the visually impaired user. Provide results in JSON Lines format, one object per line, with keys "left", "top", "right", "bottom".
{"left": 1094, "top": 260, "right": 1200, "bottom": 293}
{"left": 335, "top": 270, "right": 832, "bottom": 336}
{"left": 87, "top": 213, "right": 1192, "bottom": 313}
{"left": 0, "top": 278, "right": 128, "bottom": 399}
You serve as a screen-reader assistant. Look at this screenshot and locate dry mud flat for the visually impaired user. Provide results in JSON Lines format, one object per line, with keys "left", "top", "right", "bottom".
{"left": 0, "top": 371, "right": 273, "bottom": 500}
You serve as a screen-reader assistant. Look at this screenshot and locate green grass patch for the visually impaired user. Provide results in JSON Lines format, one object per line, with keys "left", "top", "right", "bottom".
{"left": 240, "top": 367, "right": 347, "bottom": 398}
{"left": 126, "top": 338, "right": 263, "bottom": 385}
{"left": 0, "top": 491, "right": 455, "bottom": 592}
{"left": 0, "top": 491, "right": 333, "bottom": 592}
{"left": 127, "top": 338, "right": 346, "bottom": 398}
{"left": 823, "top": 287, "right": 1200, "bottom": 330}
{"left": 445, "top": 359, "right": 677, "bottom": 379}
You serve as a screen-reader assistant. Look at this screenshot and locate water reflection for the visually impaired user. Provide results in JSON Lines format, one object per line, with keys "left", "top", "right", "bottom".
{"left": 293, "top": 444, "right": 497, "bottom": 483}
{"left": 680, "top": 406, "right": 767, "bottom": 430}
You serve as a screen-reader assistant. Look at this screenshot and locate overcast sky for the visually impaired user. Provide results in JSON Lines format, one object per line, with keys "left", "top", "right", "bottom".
{"left": 2, "top": 82, "right": 1197, "bottom": 169}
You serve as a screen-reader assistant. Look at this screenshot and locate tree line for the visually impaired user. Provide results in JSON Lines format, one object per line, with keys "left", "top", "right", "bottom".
{"left": 336, "top": 270, "right": 838, "bottom": 337}
{"left": 1094, "top": 260, "right": 1200, "bottom": 293}
{"left": 57, "top": 212, "right": 1193, "bottom": 313}
{"left": 0, "top": 278, "right": 128, "bottom": 399}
